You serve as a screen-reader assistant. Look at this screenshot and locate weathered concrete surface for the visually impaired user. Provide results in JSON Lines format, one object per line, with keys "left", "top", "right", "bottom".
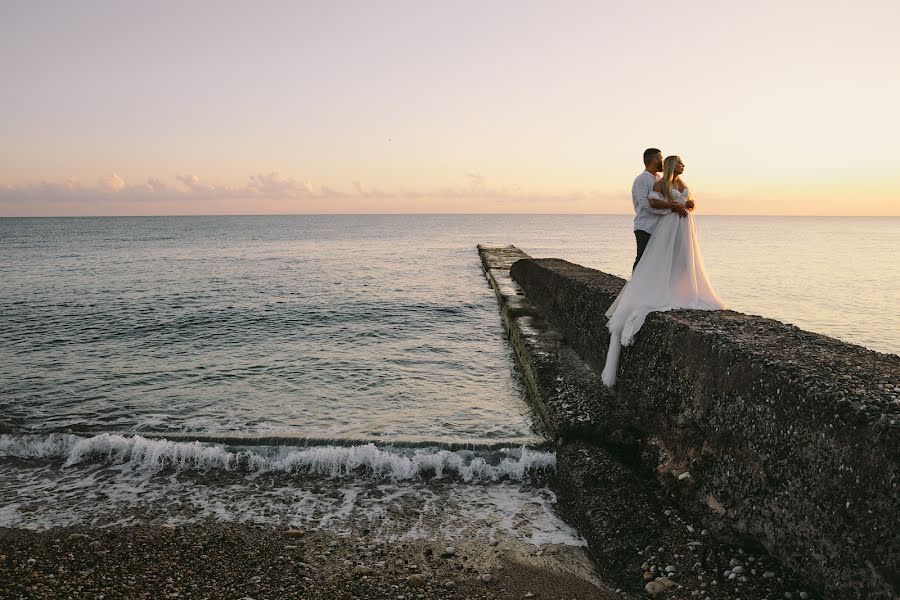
{"left": 508, "top": 255, "right": 900, "bottom": 600}
{"left": 553, "top": 441, "right": 662, "bottom": 588}
{"left": 477, "top": 244, "right": 631, "bottom": 443}
{"left": 509, "top": 258, "right": 625, "bottom": 372}
{"left": 552, "top": 442, "right": 815, "bottom": 598}
{"left": 479, "top": 245, "right": 818, "bottom": 599}
{"left": 479, "top": 246, "right": 656, "bottom": 591}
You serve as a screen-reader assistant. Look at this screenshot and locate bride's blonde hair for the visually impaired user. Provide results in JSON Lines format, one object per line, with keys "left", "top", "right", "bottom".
{"left": 661, "top": 155, "right": 691, "bottom": 201}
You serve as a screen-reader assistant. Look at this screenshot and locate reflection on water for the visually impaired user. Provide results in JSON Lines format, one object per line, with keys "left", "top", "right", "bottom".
{"left": 0, "top": 215, "right": 896, "bottom": 443}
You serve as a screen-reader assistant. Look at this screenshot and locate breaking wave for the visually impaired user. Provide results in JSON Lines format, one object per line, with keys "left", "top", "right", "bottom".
{"left": 0, "top": 433, "right": 555, "bottom": 483}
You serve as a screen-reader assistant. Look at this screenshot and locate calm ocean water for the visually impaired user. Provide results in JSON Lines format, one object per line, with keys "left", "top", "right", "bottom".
{"left": 0, "top": 215, "right": 897, "bottom": 538}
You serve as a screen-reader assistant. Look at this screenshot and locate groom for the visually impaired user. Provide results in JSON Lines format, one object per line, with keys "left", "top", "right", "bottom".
{"left": 631, "top": 148, "right": 689, "bottom": 270}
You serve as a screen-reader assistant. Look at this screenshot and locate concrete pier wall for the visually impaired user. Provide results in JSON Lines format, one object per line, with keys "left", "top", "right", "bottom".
{"left": 479, "top": 244, "right": 899, "bottom": 599}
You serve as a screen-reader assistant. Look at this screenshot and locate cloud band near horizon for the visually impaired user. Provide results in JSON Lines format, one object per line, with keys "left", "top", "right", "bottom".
{"left": 0, "top": 171, "right": 618, "bottom": 216}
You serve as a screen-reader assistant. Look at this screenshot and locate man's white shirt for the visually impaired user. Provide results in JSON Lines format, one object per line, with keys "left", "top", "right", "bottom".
{"left": 632, "top": 171, "right": 670, "bottom": 234}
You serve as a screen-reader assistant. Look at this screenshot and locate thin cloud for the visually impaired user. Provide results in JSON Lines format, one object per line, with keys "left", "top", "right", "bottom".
{"left": 145, "top": 178, "right": 167, "bottom": 193}
{"left": 466, "top": 171, "right": 486, "bottom": 192}
{"left": 245, "top": 172, "right": 314, "bottom": 197}
{"left": 98, "top": 173, "right": 127, "bottom": 192}
{"left": 174, "top": 173, "right": 209, "bottom": 192}
{"left": 0, "top": 171, "right": 625, "bottom": 215}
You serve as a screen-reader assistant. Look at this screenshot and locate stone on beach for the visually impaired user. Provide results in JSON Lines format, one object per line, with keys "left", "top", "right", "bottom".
{"left": 644, "top": 576, "right": 676, "bottom": 597}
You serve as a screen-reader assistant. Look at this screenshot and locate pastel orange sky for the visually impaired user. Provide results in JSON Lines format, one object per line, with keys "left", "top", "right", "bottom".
{"left": 2, "top": 1, "right": 898, "bottom": 216}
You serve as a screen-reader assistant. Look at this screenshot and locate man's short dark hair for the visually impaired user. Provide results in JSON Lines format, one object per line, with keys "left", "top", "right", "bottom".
{"left": 643, "top": 148, "right": 661, "bottom": 165}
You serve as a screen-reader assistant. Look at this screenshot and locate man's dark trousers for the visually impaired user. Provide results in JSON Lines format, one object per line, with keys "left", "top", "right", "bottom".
{"left": 633, "top": 230, "right": 651, "bottom": 271}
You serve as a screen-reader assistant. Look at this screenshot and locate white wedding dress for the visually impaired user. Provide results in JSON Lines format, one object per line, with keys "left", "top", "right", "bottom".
{"left": 601, "top": 186, "right": 726, "bottom": 386}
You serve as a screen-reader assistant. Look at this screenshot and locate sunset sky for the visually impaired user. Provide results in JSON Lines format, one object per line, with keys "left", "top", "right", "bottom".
{"left": 2, "top": 0, "right": 898, "bottom": 216}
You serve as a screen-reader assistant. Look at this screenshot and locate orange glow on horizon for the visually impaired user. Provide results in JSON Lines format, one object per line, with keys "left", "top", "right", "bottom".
{"left": 2, "top": 1, "right": 898, "bottom": 217}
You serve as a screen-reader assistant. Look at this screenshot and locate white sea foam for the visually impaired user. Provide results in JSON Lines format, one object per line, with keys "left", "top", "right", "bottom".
{"left": 0, "top": 435, "right": 584, "bottom": 546}
{"left": 0, "top": 433, "right": 555, "bottom": 482}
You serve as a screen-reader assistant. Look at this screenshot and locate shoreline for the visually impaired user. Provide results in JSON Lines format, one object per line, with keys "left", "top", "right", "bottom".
{"left": 0, "top": 522, "right": 621, "bottom": 600}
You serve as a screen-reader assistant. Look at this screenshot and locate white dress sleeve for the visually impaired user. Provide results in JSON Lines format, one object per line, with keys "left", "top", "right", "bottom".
{"left": 647, "top": 191, "right": 670, "bottom": 215}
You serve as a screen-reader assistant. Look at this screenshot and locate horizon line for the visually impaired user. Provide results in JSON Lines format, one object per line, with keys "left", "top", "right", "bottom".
{"left": 2, "top": 212, "right": 899, "bottom": 219}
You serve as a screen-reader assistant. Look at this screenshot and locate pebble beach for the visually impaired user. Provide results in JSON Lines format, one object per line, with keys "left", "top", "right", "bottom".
{"left": 0, "top": 523, "right": 616, "bottom": 600}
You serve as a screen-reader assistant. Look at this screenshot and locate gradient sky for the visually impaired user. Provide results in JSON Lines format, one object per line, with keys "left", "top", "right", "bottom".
{"left": 2, "top": 0, "right": 898, "bottom": 216}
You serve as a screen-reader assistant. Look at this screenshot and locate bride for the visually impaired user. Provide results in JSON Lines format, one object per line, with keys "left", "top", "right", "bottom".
{"left": 601, "top": 155, "right": 727, "bottom": 387}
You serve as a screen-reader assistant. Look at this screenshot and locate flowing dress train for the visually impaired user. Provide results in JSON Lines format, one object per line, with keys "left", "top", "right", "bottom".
{"left": 601, "top": 186, "right": 726, "bottom": 386}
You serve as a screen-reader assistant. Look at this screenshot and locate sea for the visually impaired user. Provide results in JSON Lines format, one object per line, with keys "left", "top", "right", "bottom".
{"left": 0, "top": 215, "right": 897, "bottom": 545}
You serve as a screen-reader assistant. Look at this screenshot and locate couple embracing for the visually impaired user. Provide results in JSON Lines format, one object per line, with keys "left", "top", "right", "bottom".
{"left": 601, "top": 148, "right": 727, "bottom": 387}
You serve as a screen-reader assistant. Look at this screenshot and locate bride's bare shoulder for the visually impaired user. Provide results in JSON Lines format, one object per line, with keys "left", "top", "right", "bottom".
{"left": 652, "top": 180, "right": 663, "bottom": 191}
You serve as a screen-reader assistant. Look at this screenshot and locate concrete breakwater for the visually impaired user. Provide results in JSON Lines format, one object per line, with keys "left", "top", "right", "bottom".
{"left": 477, "top": 244, "right": 899, "bottom": 600}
